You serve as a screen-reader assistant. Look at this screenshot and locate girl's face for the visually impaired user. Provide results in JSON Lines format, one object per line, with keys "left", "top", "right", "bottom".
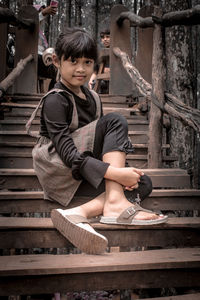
{"left": 53, "top": 55, "right": 94, "bottom": 93}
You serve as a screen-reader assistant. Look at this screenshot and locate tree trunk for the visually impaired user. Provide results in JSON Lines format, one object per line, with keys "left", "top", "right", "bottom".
{"left": 65, "top": 0, "right": 71, "bottom": 27}
{"left": 148, "top": 7, "right": 165, "bottom": 168}
{"left": 165, "top": 0, "right": 195, "bottom": 184}
{"left": 192, "top": 0, "right": 200, "bottom": 187}
{"left": 95, "top": 0, "right": 99, "bottom": 42}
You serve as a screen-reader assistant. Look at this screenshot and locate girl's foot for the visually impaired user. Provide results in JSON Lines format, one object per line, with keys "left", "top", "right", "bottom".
{"left": 101, "top": 203, "right": 168, "bottom": 225}
{"left": 51, "top": 208, "right": 108, "bottom": 254}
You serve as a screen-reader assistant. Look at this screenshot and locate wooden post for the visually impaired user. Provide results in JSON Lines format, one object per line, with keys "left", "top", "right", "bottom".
{"left": 0, "top": 23, "right": 8, "bottom": 83}
{"left": 110, "top": 5, "right": 134, "bottom": 96}
{"left": 148, "top": 8, "right": 165, "bottom": 168}
{"left": 135, "top": 5, "right": 154, "bottom": 84}
{"left": 13, "top": 5, "right": 38, "bottom": 94}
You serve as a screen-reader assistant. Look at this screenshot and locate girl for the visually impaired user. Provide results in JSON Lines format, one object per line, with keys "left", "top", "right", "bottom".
{"left": 27, "top": 28, "right": 167, "bottom": 255}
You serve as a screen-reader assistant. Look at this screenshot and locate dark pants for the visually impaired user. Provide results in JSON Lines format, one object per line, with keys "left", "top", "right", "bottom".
{"left": 75, "top": 113, "right": 152, "bottom": 203}
{"left": 38, "top": 55, "right": 57, "bottom": 90}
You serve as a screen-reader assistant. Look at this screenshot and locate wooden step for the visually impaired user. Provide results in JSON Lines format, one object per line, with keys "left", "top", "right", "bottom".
{"left": 0, "top": 248, "right": 199, "bottom": 295}
{"left": 0, "top": 168, "right": 191, "bottom": 190}
{"left": 0, "top": 119, "right": 40, "bottom": 131}
{"left": 0, "top": 152, "right": 176, "bottom": 169}
{"left": 0, "top": 118, "right": 149, "bottom": 131}
{"left": 0, "top": 130, "right": 150, "bottom": 144}
{"left": 0, "top": 142, "right": 170, "bottom": 157}
{"left": 7, "top": 94, "right": 137, "bottom": 107}
{"left": 0, "top": 217, "right": 200, "bottom": 249}
{"left": 1, "top": 102, "right": 144, "bottom": 118}
{"left": 140, "top": 293, "right": 200, "bottom": 300}
{"left": 0, "top": 188, "right": 199, "bottom": 213}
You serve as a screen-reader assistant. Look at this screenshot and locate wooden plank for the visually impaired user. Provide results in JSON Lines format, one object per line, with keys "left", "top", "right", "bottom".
{"left": 1, "top": 102, "right": 37, "bottom": 108}
{"left": 110, "top": 5, "right": 133, "bottom": 95}
{"left": 135, "top": 5, "right": 154, "bottom": 84}
{"left": 1, "top": 188, "right": 199, "bottom": 200}
{"left": 0, "top": 218, "right": 200, "bottom": 249}
{"left": 0, "top": 248, "right": 199, "bottom": 296}
{"left": 0, "top": 189, "right": 199, "bottom": 213}
{"left": 1, "top": 269, "right": 200, "bottom": 296}
{"left": 0, "top": 168, "right": 191, "bottom": 189}
{"left": 1, "top": 217, "right": 200, "bottom": 230}
{"left": 0, "top": 23, "right": 8, "bottom": 82}
{"left": 0, "top": 248, "right": 200, "bottom": 275}
{"left": 13, "top": 5, "right": 38, "bottom": 94}
{"left": 140, "top": 293, "right": 200, "bottom": 300}
{"left": 2, "top": 107, "right": 141, "bottom": 118}
{"left": 0, "top": 153, "right": 177, "bottom": 169}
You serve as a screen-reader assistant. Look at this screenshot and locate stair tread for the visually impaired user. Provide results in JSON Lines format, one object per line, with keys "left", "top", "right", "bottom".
{"left": 0, "top": 217, "right": 200, "bottom": 230}
{"left": 0, "top": 188, "right": 199, "bottom": 199}
{"left": 0, "top": 168, "right": 188, "bottom": 175}
{"left": 0, "top": 247, "right": 199, "bottom": 276}
{"left": 0, "top": 142, "right": 170, "bottom": 149}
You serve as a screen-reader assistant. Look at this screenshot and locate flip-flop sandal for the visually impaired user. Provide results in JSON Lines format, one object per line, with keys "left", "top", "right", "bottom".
{"left": 51, "top": 209, "right": 108, "bottom": 254}
{"left": 100, "top": 204, "right": 168, "bottom": 225}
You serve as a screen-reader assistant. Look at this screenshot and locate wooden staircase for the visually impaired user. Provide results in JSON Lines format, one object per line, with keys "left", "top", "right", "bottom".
{"left": 0, "top": 93, "right": 200, "bottom": 298}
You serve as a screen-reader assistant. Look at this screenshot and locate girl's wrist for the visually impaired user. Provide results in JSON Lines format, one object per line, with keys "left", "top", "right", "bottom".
{"left": 104, "top": 166, "right": 118, "bottom": 182}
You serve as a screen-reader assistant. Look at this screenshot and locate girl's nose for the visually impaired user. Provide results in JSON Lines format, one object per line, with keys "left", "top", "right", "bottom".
{"left": 76, "top": 64, "right": 85, "bottom": 72}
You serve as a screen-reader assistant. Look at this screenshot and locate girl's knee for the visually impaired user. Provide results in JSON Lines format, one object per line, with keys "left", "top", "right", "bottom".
{"left": 105, "top": 112, "right": 128, "bottom": 131}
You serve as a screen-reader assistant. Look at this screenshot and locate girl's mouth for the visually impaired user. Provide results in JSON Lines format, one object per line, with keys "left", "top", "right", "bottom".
{"left": 74, "top": 76, "right": 85, "bottom": 80}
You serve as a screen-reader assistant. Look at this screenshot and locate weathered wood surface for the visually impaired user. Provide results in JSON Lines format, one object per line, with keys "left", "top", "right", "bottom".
{"left": 112, "top": 47, "right": 200, "bottom": 133}
{"left": 0, "top": 188, "right": 199, "bottom": 213}
{"left": 0, "top": 54, "right": 33, "bottom": 98}
{"left": 117, "top": 5, "right": 200, "bottom": 28}
{"left": 135, "top": 5, "right": 154, "bottom": 84}
{"left": 0, "top": 23, "right": 7, "bottom": 82}
{"left": 2, "top": 154, "right": 176, "bottom": 169}
{"left": 1, "top": 103, "right": 142, "bottom": 118}
{"left": 153, "top": 5, "right": 200, "bottom": 27}
{"left": 148, "top": 11, "right": 165, "bottom": 168}
{"left": 140, "top": 293, "right": 200, "bottom": 300}
{"left": 110, "top": 5, "right": 133, "bottom": 95}
{"left": 13, "top": 5, "right": 38, "bottom": 94}
{"left": 0, "top": 248, "right": 200, "bottom": 295}
{"left": 0, "top": 217, "right": 200, "bottom": 249}
{"left": 0, "top": 168, "right": 191, "bottom": 189}
{"left": 0, "top": 7, "right": 35, "bottom": 29}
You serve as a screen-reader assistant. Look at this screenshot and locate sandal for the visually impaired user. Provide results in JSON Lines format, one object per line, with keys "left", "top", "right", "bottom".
{"left": 100, "top": 204, "right": 168, "bottom": 225}
{"left": 51, "top": 209, "right": 108, "bottom": 254}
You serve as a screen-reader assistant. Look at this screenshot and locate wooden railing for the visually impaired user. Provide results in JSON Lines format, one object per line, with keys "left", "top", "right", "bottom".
{"left": 0, "top": 5, "right": 39, "bottom": 95}
{"left": 109, "top": 4, "right": 200, "bottom": 168}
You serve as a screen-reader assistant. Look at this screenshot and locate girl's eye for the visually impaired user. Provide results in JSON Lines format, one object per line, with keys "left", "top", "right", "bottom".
{"left": 85, "top": 60, "right": 93, "bottom": 65}
{"left": 70, "top": 58, "right": 77, "bottom": 64}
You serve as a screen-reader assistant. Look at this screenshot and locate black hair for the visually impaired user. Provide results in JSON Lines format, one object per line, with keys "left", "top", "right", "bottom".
{"left": 39, "top": 5, "right": 46, "bottom": 12}
{"left": 100, "top": 28, "right": 110, "bottom": 38}
{"left": 55, "top": 27, "right": 97, "bottom": 62}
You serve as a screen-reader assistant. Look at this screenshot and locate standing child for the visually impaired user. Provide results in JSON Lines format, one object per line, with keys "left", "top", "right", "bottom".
{"left": 27, "top": 27, "right": 168, "bottom": 255}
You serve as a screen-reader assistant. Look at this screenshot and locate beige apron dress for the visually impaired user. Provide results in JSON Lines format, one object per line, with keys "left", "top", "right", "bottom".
{"left": 26, "top": 88, "right": 101, "bottom": 206}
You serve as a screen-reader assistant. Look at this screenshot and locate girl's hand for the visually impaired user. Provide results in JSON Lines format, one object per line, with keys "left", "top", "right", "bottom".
{"left": 124, "top": 183, "right": 139, "bottom": 191}
{"left": 105, "top": 166, "right": 144, "bottom": 187}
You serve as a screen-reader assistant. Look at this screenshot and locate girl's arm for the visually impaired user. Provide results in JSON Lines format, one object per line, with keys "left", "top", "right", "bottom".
{"left": 42, "top": 92, "right": 109, "bottom": 189}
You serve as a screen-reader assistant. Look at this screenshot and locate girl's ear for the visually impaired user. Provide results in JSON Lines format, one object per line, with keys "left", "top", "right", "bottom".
{"left": 52, "top": 54, "right": 60, "bottom": 68}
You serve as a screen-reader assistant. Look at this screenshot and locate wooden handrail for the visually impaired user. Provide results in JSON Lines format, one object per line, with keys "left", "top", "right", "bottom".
{"left": 0, "top": 54, "right": 34, "bottom": 98}
{"left": 0, "top": 7, "right": 35, "bottom": 30}
{"left": 117, "top": 5, "right": 200, "bottom": 28}
{"left": 113, "top": 47, "right": 200, "bottom": 133}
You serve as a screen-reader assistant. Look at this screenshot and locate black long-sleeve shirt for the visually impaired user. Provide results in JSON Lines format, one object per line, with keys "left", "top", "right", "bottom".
{"left": 40, "top": 81, "right": 109, "bottom": 189}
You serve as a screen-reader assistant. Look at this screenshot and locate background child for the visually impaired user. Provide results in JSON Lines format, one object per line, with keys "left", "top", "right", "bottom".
{"left": 28, "top": 27, "right": 167, "bottom": 255}
{"left": 88, "top": 28, "right": 110, "bottom": 92}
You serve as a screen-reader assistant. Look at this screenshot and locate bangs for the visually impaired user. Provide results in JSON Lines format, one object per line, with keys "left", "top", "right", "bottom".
{"left": 56, "top": 29, "right": 97, "bottom": 62}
